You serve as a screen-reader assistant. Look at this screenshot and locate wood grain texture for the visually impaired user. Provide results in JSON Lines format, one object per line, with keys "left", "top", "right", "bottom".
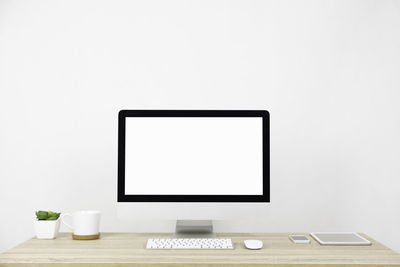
{"left": 0, "top": 233, "right": 400, "bottom": 267}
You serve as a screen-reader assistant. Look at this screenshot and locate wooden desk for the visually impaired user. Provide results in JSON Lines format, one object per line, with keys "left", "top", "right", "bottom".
{"left": 1, "top": 233, "right": 400, "bottom": 266}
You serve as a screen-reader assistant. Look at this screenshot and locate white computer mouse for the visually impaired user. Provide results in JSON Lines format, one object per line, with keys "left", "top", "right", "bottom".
{"left": 244, "top": 239, "right": 263, "bottom": 250}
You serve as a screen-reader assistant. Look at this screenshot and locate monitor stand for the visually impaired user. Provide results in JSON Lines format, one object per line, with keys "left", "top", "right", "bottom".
{"left": 173, "top": 220, "right": 216, "bottom": 238}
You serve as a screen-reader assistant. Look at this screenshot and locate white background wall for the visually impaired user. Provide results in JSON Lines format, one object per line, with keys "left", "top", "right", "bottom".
{"left": 1, "top": 0, "right": 400, "bottom": 253}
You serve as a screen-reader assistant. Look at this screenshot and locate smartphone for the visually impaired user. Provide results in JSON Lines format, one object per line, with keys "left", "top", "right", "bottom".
{"left": 289, "top": 235, "right": 311, "bottom": 244}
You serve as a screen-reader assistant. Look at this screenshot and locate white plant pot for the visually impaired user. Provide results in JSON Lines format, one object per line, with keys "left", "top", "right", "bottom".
{"left": 34, "top": 219, "right": 60, "bottom": 239}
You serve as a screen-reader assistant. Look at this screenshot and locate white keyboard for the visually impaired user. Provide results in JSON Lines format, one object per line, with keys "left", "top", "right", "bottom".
{"left": 146, "top": 238, "right": 234, "bottom": 249}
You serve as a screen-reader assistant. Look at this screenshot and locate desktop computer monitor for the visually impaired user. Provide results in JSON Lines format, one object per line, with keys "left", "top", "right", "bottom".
{"left": 117, "top": 110, "right": 269, "bottom": 236}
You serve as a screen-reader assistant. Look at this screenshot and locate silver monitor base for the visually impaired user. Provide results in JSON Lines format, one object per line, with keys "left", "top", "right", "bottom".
{"left": 173, "top": 220, "right": 216, "bottom": 238}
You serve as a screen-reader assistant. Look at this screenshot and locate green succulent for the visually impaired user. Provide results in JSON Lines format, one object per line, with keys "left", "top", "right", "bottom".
{"left": 35, "top": 211, "right": 61, "bottom": 220}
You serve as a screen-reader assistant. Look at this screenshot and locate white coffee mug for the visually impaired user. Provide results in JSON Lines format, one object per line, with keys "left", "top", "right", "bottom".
{"left": 61, "top": 210, "right": 101, "bottom": 236}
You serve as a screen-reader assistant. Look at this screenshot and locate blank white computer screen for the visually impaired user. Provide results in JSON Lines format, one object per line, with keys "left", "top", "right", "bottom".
{"left": 125, "top": 117, "right": 263, "bottom": 195}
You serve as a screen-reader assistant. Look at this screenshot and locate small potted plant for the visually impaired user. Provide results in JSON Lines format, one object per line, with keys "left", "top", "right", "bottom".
{"left": 34, "top": 211, "right": 61, "bottom": 239}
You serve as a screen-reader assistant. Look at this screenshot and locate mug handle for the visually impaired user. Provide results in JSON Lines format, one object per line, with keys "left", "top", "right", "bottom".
{"left": 61, "top": 213, "right": 73, "bottom": 229}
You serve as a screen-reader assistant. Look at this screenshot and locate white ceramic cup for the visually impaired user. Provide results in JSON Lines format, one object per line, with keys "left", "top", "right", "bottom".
{"left": 61, "top": 210, "right": 101, "bottom": 236}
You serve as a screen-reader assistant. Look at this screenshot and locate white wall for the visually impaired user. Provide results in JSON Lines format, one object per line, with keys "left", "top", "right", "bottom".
{"left": 1, "top": 0, "right": 399, "bottom": 253}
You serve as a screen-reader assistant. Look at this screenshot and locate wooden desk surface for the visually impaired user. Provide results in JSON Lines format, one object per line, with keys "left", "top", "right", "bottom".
{"left": 1, "top": 233, "right": 400, "bottom": 266}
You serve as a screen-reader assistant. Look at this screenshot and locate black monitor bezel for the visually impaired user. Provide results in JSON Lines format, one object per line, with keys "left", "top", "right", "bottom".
{"left": 118, "top": 110, "right": 270, "bottom": 202}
